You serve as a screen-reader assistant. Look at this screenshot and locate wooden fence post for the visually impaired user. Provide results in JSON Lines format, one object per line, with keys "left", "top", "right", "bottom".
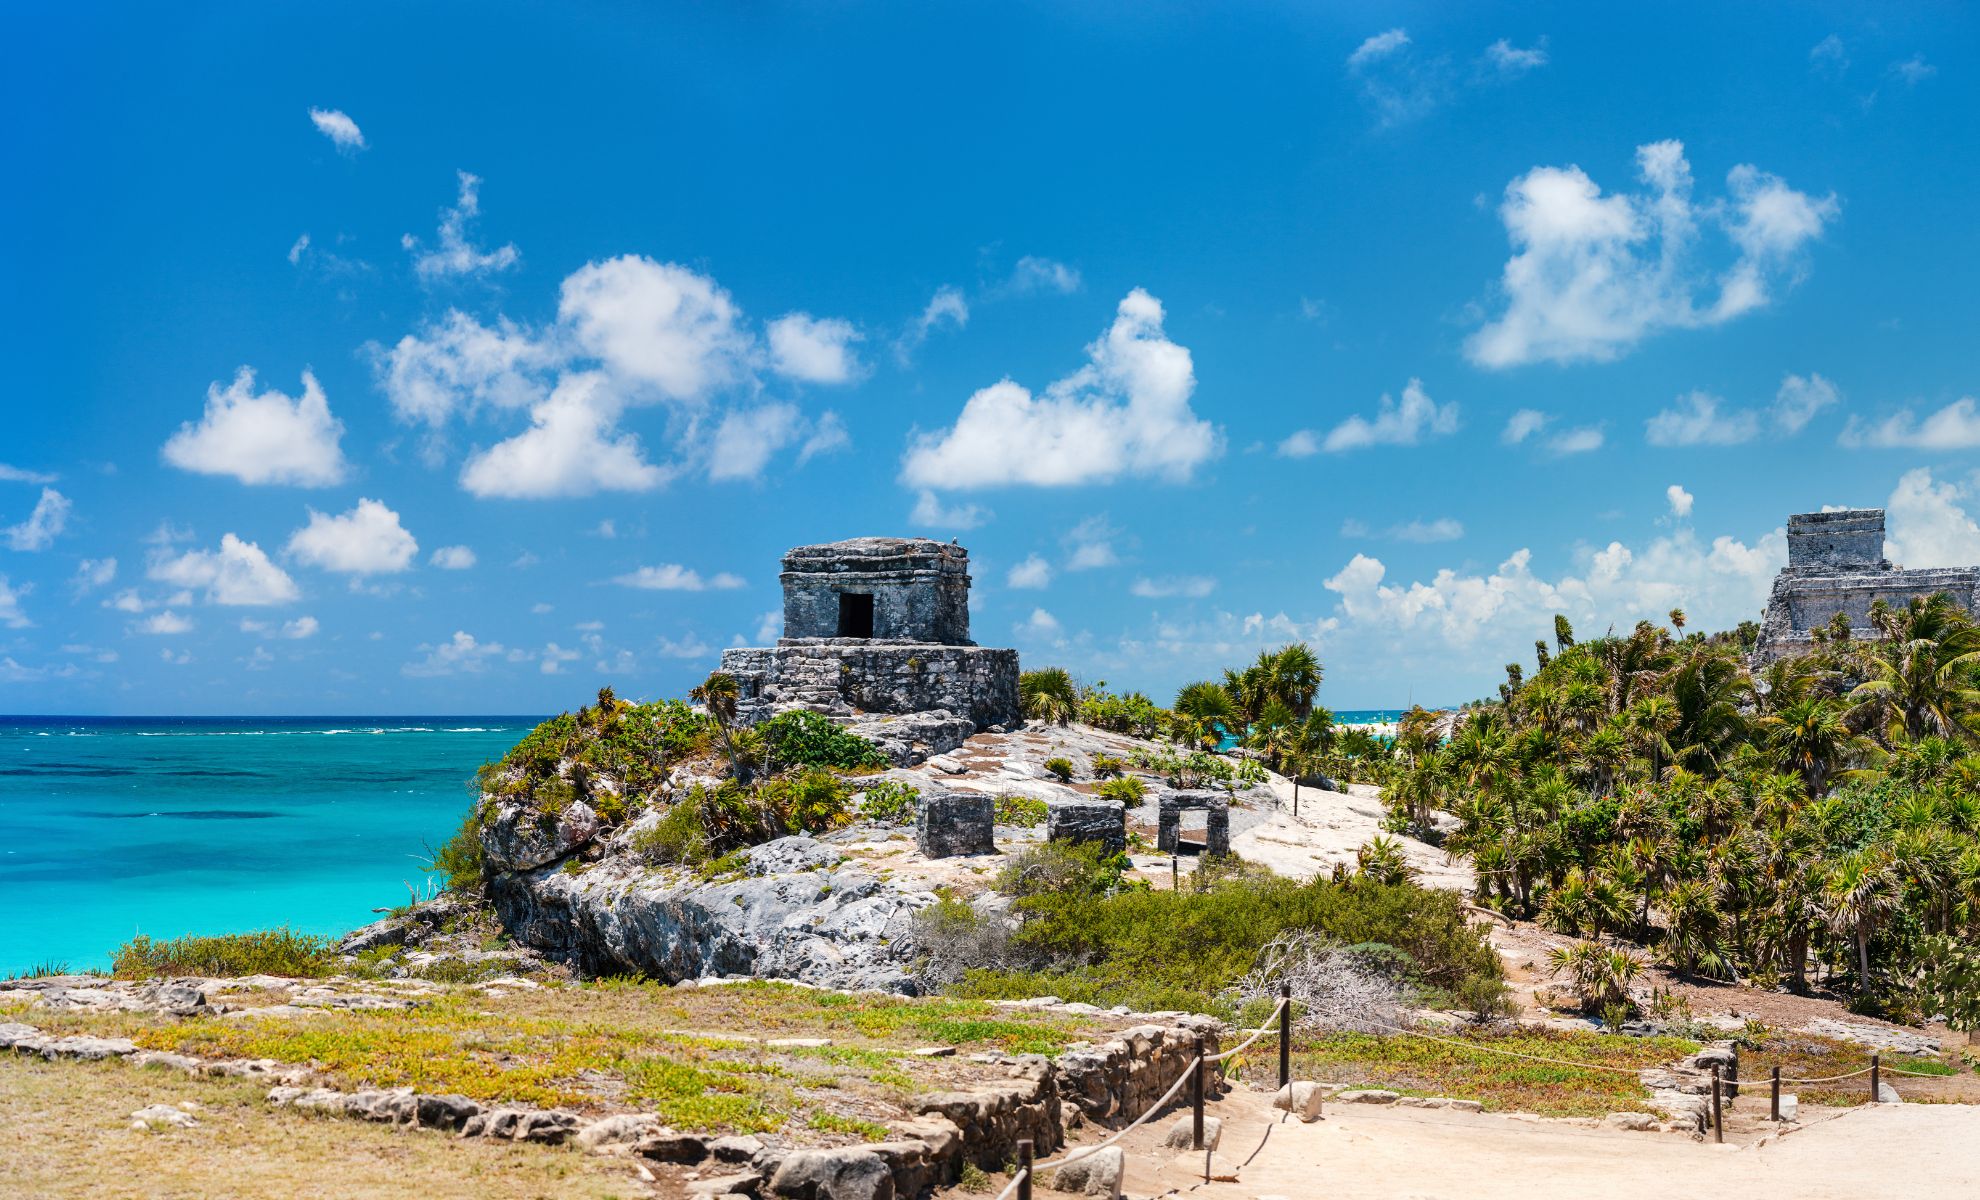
{"left": 1192, "top": 1034, "right": 1206, "bottom": 1150}
{"left": 1278, "top": 983, "right": 1292, "bottom": 1090}
{"left": 1017, "top": 1140, "right": 1033, "bottom": 1200}
{"left": 1711, "top": 1066, "right": 1723, "bottom": 1143}
{"left": 1770, "top": 1066, "right": 1781, "bottom": 1122}
{"left": 1870, "top": 1054, "right": 1880, "bottom": 1103}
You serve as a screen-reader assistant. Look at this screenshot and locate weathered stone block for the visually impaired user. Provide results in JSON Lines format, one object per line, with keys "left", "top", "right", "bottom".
{"left": 916, "top": 790, "right": 995, "bottom": 858}
{"left": 1046, "top": 800, "right": 1125, "bottom": 854}
{"left": 1156, "top": 791, "right": 1230, "bottom": 856}
{"left": 1755, "top": 508, "right": 1980, "bottom": 662}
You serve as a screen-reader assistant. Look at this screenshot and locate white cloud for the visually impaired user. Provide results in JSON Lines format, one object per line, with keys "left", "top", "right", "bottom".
{"left": 403, "top": 631, "right": 505, "bottom": 677}
{"left": 307, "top": 107, "right": 366, "bottom": 152}
{"left": 0, "top": 464, "right": 57, "bottom": 484}
{"left": 896, "top": 286, "right": 969, "bottom": 361}
{"left": 287, "top": 233, "right": 310, "bottom": 265}
{"left": 1891, "top": 54, "right": 1936, "bottom": 86}
{"left": 4, "top": 488, "right": 71, "bottom": 551}
{"left": 72, "top": 557, "right": 116, "bottom": 592}
{"left": 1840, "top": 396, "right": 1980, "bottom": 450}
{"left": 105, "top": 589, "right": 145, "bottom": 614}
{"left": 902, "top": 289, "right": 1219, "bottom": 488}
{"left": 1006, "top": 554, "right": 1052, "bottom": 590}
{"left": 1321, "top": 520, "right": 1786, "bottom": 662}
{"left": 286, "top": 498, "right": 418, "bottom": 575}
{"left": 1771, "top": 372, "right": 1840, "bottom": 434}
{"left": 753, "top": 610, "right": 783, "bottom": 643}
{"left": 0, "top": 576, "right": 28, "bottom": 628}
{"left": 1810, "top": 35, "right": 1849, "bottom": 76}
{"left": 160, "top": 647, "right": 192, "bottom": 665}
{"left": 162, "top": 369, "right": 349, "bottom": 486}
{"left": 244, "top": 615, "right": 320, "bottom": 639}
{"left": 910, "top": 490, "right": 990, "bottom": 531}
{"left": 1393, "top": 518, "right": 1465, "bottom": 543}
{"left": 1320, "top": 378, "right": 1458, "bottom": 452}
{"left": 1131, "top": 576, "right": 1215, "bottom": 598}
{"left": 1348, "top": 28, "right": 1410, "bottom": 68}
{"left": 538, "top": 642, "right": 582, "bottom": 674}
{"left": 708, "top": 404, "right": 804, "bottom": 482}
{"left": 430, "top": 545, "right": 476, "bottom": 570}
{"left": 1664, "top": 485, "right": 1695, "bottom": 519}
{"left": 1064, "top": 515, "right": 1121, "bottom": 571}
{"left": 1886, "top": 468, "right": 1980, "bottom": 569}
{"left": 799, "top": 411, "right": 850, "bottom": 463}
{"left": 1467, "top": 140, "right": 1836, "bottom": 368}
{"left": 1483, "top": 38, "right": 1548, "bottom": 76}
{"left": 1017, "top": 608, "right": 1062, "bottom": 639}
{"left": 1006, "top": 256, "right": 1082, "bottom": 295}
{"left": 656, "top": 634, "right": 713, "bottom": 659}
{"left": 1501, "top": 409, "right": 1549, "bottom": 445}
{"left": 374, "top": 310, "right": 556, "bottom": 428}
{"left": 612, "top": 564, "right": 745, "bottom": 591}
{"left": 139, "top": 610, "right": 193, "bottom": 635}
{"left": 1646, "top": 391, "right": 1759, "bottom": 446}
{"left": 1276, "top": 430, "right": 1320, "bottom": 459}
{"left": 560, "top": 255, "right": 749, "bottom": 400}
{"left": 1547, "top": 426, "right": 1605, "bottom": 455}
{"left": 148, "top": 534, "right": 300, "bottom": 606}
{"left": 460, "top": 371, "right": 668, "bottom": 498}
{"left": 403, "top": 171, "right": 519, "bottom": 281}
{"left": 767, "top": 313, "right": 863, "bottom": 384}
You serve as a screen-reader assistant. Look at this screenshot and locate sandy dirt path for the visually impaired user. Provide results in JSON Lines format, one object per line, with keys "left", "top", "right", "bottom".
{"left": 1110, "top": 1088, "right": 1980, "bottom": 1200}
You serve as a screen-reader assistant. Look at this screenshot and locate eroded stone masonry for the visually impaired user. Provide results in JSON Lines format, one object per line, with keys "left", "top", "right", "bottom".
{"left": 720, "top": 538, "right": 1021, "bottom": 755}
{"left": 1754, "top": 509, "right": 1980, "bottom": 662}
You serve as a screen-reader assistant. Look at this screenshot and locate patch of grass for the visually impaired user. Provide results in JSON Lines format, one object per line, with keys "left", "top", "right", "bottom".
{"left": 1739, "top": 1033, "right": 1961, "bottom": 1107}
{"left": 2, "top": 961, "right": 74, "bottom": 980}
{"left": 994, "top": 794, "right": 1048, "bottom": 828}
{"left": 808, "top": 1111, "right": 892, "bottom": 1140}
{"left": 111, "top": 928, "right": 338, "bottom": 980}
{"left": 1268, "top": 1028, "right": 1699, "bottom": 1118}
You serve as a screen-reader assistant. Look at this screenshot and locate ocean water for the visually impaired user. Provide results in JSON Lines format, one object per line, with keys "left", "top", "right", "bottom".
{"left": 0, "top": 716, "right": 537, "bottom": 975}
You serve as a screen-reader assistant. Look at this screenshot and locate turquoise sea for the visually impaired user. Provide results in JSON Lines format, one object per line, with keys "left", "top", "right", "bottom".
{"left": 0, "top": 716, "right": 537, "bottom": 975}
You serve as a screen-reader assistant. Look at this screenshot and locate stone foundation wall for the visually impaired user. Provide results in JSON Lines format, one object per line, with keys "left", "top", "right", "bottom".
{"left": 721, "top": 642, "right": 1020, "bottom": 730}
{"left": 916, "top": 790, "right": 995, "bottom": 858}
{"left": 1157, "top": 792, "right": 1231, "bottom": 856}
{"left": 1754, "top": 566, "right": 1980, "bottom": 662}
{"left": 1046, "top": 800, "right": 1127, "bottom": 854}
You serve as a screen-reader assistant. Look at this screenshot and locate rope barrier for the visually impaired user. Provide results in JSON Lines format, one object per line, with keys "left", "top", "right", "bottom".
{"left": 1772, "top": 1067, "right": 1873, "bottom": 1085}
{"left": 1035, "top": 1054, "right": 1203, "bottom": 1172}
{"left": 989, "top": 1168, "right": 1029, "bottom": 1200}
{"left": 1205, "top": 998, "right": 1287, "bottom": 1063}
{"left": 1355, "top": 1017, "right": 1652, "bottom": 1075}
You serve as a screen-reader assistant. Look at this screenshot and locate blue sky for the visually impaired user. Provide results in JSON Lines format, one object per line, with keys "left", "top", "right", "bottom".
{"left": 4, "top": 3, "right": 1979, "bottom": 714}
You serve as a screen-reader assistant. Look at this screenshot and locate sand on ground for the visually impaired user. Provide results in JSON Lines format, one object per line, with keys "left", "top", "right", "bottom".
{"left": 1108, "top": 1086, "right": 1980, "bottom": 1200}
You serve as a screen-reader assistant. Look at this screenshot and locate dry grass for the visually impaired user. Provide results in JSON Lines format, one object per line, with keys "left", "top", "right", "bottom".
{"left": 0, "top": 1056, "right": 639, "bottom": 1200}
{"left": 9, "top": 979, "right": 1107, "bottom": 1138}
{"left": 1735, "top": 1033, "right": 1966, "bottom": 1107}
{"left": 1253, "top": 1028, "right": 1701, "bottom": 1118}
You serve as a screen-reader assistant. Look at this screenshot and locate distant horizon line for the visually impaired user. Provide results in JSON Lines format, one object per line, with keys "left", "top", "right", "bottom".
{"left": 0, "top": 705, "right": 1439, "bottom": 721}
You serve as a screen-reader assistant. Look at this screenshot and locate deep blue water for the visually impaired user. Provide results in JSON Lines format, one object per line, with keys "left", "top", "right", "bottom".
{"left": 0, "top": 716, "right": 537, "bottom": 975}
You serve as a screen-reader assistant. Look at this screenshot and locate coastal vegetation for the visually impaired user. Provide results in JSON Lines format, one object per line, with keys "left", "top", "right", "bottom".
{"left": 111, "top": 928, "right": 339, "bottom": 980}
{"left": 1183, "top": 601, "right": 1980, "bottom": 1023}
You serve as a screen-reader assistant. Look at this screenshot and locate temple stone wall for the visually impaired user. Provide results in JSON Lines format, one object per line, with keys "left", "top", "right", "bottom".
{"left": 780, "top": 537, "right": 973, "bottom": 644}
{"left": 1754, "top": 508, "right": 1980, "bottom": 662}
{"left": 1156, "top": 791, "right": 1231, "bottom": 856}
{"left": 719, "top": 537, "right": 1020, "bottom": 754}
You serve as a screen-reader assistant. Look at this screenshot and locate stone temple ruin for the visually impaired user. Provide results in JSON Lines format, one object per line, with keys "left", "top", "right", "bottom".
{"left": 1754, "top": 509, "right": 1980, "bottom": 662}
{"left": 720, "top": 537, "right": 1021, "bottom": 758}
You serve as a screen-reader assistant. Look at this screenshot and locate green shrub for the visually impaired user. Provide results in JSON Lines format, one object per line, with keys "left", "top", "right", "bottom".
{"left": 994, "top": 794, "right": 1048, "bottom": 828}
{"left": 999, "top": 840, "right": 1129, "bottom": 899}
{"left": 428, "top": 805, "right": 488, "bottom": 894}
{"left": 948, "top": 871, "right": 1502, "bottom": 1019}
{"left": 633, "top": 794, "right": 714, "bottom": 866}
{"left": 759, "top": 710, "right": 890, "bottom": 771}
{"left": 112, "top": 927, "right": 339, "bottom": 980}
{"left": 1043, "top": 756, "right": 1076, "bottom": 783}
{"left": 859, "top": 779, "right": 920, "bottom": 826}
{"left": 1020, "top": 668, "right": 1078, "bottom": 725}
{"left": 1095, "top": 776, "right": 1147, "bottom": 803}
{"left": 1091, "top": 754, "right": 1126, "bottom": 778}
{"left": 759, "top": 768, "right": 858, "bottom": 834}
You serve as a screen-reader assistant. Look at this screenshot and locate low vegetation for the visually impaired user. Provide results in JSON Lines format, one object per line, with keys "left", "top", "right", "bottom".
{"left": 111, "top": 928, "right": 338, "bottom": 980}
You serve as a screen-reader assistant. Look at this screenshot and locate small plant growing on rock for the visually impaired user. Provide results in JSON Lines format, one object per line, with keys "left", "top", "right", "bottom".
{"left": 1095, "top": 776, "right": 1146, "bottom": 803}
{"left": 758, "top": 709, "right": 890, "bottom": 772}
{"left": 1043, "top": 756, "right": 1076, "bottom": 783}
{"left": 994, "top": 794, "right": 1048, "bottom": 828}
{"left": 858, "top": 779, "right": 920, "bottom": 826}
{"left": 1090, "top": 753, "right": 1126, "bottom": 778}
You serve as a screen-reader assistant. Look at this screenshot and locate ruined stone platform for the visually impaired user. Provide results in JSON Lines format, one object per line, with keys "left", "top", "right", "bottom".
{"left": 1754, "top": 509, "right": 1980, "bottom": 662}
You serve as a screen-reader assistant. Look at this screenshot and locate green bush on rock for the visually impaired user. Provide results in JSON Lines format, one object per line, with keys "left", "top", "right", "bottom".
{"left": 112, "top": 927, "right": 339, "bottom": 979}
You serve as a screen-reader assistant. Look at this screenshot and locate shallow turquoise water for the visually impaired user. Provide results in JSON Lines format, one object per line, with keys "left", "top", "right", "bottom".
{"left": 0, "top": 716, "right": 537, "bottom": 975}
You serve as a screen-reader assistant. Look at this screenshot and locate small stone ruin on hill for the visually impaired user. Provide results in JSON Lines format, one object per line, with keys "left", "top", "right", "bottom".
{"left": 719, "top": 537, "right": 1021, "bottom": 762}
{"left": 1754, "top": 508, "right": 1980, "bottom": 662}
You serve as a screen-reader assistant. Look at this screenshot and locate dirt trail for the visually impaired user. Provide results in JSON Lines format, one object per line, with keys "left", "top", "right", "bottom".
{"left": 1110, "top": 1088, "right": 1980, "bottom": 1200}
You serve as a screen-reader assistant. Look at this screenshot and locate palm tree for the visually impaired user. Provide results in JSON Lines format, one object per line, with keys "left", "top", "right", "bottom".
{"left": 690, "top": 671, "right": 752, "bottom": 781}
{"left": 1020, "top": 667, "right": 1079, "bottom": 726}
{"left": 1267, "top": 643, "right": 1323, "bottom": 719}
{"left": 1759, "top": 696, "right": 1857, "bottom": 797}
{"left": 1629, "top": 695, "right": 1680, "bottom": 781}
{"left": 1851, "top": 593, "right": 1980, "bottom": 744}
{"left": 1554, "top": 614, "right": 1576, "bottom": 652}
{"left": 1668, "top": 607, "right": 1687, "bottom": 636}
{"left": 1822, "top": 847, "right": 1900, "bottom": 995}
{"left": 1174, "top": 680, "right": 1236, "bottom": 748}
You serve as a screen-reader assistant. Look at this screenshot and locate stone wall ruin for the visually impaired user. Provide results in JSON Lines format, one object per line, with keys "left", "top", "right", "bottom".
{"left": 1754, "top": 509, "right": 1980, "bottom": 662}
